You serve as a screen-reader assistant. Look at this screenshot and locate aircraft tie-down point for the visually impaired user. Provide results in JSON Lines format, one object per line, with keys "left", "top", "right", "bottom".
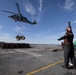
{"left": 2, "top": 3, "right": 37, "bottom": 25}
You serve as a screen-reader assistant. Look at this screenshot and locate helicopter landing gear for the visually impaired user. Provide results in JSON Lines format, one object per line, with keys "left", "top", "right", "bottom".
{"left": 16, "top": 35, "right": 25, "bottom": 41}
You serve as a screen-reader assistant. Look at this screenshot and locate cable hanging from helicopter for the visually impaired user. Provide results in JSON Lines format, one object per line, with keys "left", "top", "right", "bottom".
{"left": 15, "top": 27, "right": 25, "bottom": 41}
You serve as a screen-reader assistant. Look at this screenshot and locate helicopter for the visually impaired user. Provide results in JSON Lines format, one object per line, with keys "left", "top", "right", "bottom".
{"left": 2, "top": 3, "right": 37, "bottom": 25}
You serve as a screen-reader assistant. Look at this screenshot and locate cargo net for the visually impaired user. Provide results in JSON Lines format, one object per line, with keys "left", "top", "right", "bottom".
{"left": 15, "top": 26, "right": 26, "bottom": 41}
{"left": 16, "top": 35, "right": 25, "bottom": 41}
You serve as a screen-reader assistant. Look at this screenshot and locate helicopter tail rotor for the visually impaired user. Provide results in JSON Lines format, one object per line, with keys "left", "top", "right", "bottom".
{"left": 32, "top": 20, "right": 37, "bottom": 24}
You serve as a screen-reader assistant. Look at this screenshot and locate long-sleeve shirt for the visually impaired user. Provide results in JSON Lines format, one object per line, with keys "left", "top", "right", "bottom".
{"left": 58, "top": 32, "right": 74, "bottom": 44}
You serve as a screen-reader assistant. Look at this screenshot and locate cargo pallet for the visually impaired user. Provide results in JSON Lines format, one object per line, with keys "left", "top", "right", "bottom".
{"left": 0, "top": 43, "right": 30, "bottom": 49}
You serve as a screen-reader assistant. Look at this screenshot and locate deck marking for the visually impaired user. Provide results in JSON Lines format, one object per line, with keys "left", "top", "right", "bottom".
{"left": 26, "top": 60, "right": 64, "bottom": 75}
{"left": 26, "top": 52, "right": 41, "bottom": 57}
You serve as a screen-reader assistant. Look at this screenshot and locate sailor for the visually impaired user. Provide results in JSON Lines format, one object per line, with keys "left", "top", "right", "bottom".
{"left": 58, "top": 22, "right": 76, "bottom": 69}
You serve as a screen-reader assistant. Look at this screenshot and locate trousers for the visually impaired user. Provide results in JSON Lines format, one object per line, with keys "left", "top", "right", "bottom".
{"left": 64, "top": 44, "right": 76, "bottom": 69}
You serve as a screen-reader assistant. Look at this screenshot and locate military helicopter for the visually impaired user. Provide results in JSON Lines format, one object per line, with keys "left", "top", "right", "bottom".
{"left": 2, "top": 3, "right": 37, "bottom": 25}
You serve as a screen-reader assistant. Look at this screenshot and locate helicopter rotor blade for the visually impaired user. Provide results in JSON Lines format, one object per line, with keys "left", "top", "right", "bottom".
{"left": 2, "top": 10, "right": 18, "bottom": 14}
{"left": 16, "top": 3, "right": 21, "bottom": 15}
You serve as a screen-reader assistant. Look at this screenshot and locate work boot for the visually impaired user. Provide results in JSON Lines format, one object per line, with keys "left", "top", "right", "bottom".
{"left": 69, "top": 66, "right": 73, "bottom": 69}
{"left": 62, "top": 65, "right": 69, "bottom": 69}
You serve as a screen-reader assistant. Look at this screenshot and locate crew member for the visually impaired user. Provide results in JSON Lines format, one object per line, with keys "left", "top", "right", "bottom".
{"left": 58, "top": 22, "right": 76, "bottom": 69}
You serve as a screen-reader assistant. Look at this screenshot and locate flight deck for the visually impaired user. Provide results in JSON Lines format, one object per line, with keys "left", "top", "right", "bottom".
{"left": 0, "top": 44, "right": 76, "bottom": 75}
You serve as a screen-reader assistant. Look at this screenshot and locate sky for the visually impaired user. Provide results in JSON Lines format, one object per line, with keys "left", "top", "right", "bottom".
{"left": 0, "top": 0, "right": 76, "bottom": 44}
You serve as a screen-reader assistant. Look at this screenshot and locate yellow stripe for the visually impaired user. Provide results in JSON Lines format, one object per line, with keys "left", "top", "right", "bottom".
{"left": 26, "top": 53, "right": 76, "bottom": 75}
{"left": 26, "top": 60, "right": 64, "bottom": 75}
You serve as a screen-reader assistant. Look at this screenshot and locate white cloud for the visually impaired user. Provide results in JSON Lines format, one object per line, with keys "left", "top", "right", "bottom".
{"left": 39, "top": 0, "right": 43, "bottom": 12}
{"left": 3, "top": 34, "right": 10, "bottom": 39}
{"left": 33, "top": 31, "right": 66, "bottom": 44}
{"left": 47, "top": 30, "right": 50, "bottom": 33}
{"left": 35, "top": 32, "right": 44, "bottom": 37}
{"left": 72, "top": 20, "right": 76, "bottom": 24}
{"left": 44, "top": 31, "right": 66, "bottom": 44}
{"left": 45, "top": 35, "right": 56, "bottom": 39}
{"left": 14, "top": 26, "right": 21, "bottom": 32}
{"left": 0, "top": 33, "right": 10, "bottom": 42}
{"left": 20, "top": 0, "right": 36, "bottom": 15}
{"left": 14, "top": 26, "right": 28, "bottom": 35}
{"left": 46, "top": 32, "right": 65, "bottom": 39}
{"left": 14, "top": 26, "right": 27, "bottom": 32}
{"left": 64, "top": 0, "right": 74, "bottom": 11}
{"left": 0, "top": 25, "right": 2, "bottom": 29}
{"left": 19, "top": 0, "right": 44, "bottom": 22}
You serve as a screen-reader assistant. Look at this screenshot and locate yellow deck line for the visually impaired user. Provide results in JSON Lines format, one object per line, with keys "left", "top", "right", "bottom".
{"left": 26, "top": 53, "right": 76, "bottom": 75}
{"left": 26, "top": 60, "right": 64, "bottom": 75}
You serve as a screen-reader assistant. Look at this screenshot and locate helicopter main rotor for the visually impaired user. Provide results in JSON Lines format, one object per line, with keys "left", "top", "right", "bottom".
{"left": 2, "top": 3, "right": 22, "bottom": 16}
{"left": 2, "top": 2, "right": 37, "bottom": 25}
{"left": 2, "top": 10, "right": 18, "bottom": 15}
{"left": 16, "top": 3, "right": 21, "bottom": 15}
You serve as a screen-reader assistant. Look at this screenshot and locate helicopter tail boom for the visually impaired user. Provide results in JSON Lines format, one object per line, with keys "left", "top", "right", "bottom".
{"left": 32, "top": 20, "right": 37, "bottom": 24}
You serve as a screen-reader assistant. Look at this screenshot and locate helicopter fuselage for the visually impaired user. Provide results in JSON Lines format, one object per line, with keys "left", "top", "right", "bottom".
{"left": 8, "top": 14, "right": 37, "bottom": 24}
{"left": 8, "top": 15, "right": 28, "bottom": 22}
{"left": 2, "top": 3, "right": 37, "bottom": 24}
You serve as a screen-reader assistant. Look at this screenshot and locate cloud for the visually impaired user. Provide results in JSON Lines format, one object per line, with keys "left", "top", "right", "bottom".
{"left": 0, "top": 25, "right": 2, "bottom": 29}
{"left": 19, "top": 0, "right": 36, "bottom": 15}
{"left": 14, "top": 26, "right": 27, "bottom": 32}
{"left": 0, "top": 33, "right": 11, "bottom": 42}
{"left": 14, "top": 26, "right": 28, "bottom": 35}
{"left": 39, "top": 0, "right": 43, "bottom": 12}
{"left": 72, "top": 20, "right": 76, "bottom": 24}
{"left": 14, "top": 26, "right": 21, "bottom": 32}
{"left": 35, "top": 32, "right": 44, "bottom": 37}
{"left": 64, "top": 0, "right": 75, "bottom": 11}
{"left": 3, "top": 34, "right": 10, "bottom": 39}
{"left": 45, "top": 35, "right": 56, "bottom": 39}
{"left": 45, "top": 31, "right": 65, "bottom": 40}
{"left": 19, "top": 0, "right": 43, "bottom": 22}
{"left": 47, "top": 30, "right": 50, "bottom": 33}
{"left": 25, "top": 1, "right": 36, "bottom": 15}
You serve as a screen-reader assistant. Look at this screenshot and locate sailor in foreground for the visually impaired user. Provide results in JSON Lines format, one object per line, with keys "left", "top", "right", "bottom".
{"left": 58, "top": 22, "right": 76, "bottom": 69}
